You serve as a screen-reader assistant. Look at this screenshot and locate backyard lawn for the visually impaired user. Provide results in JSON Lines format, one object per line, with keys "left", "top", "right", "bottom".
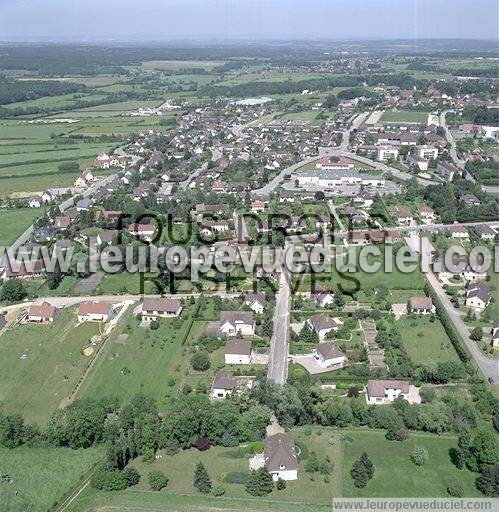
{"left": 77, "top": 306, "right": 200, "bottom": 407}
{"left": 0, "top": 446, "right": 103, "bottom": 512}
{"left": 398, "top": 315, "right": 461, "bottom": 365}
{"left": 0, "top": 308, "right": 100, "bottom": 424}
{"left": 342, "top": 430, "right": 479, "bottom": 497}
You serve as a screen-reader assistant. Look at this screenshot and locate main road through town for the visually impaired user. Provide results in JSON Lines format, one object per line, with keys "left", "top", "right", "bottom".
{"left": 425, "top": 270, "right": 498, "bottom": 382}
{"left": 267, "top": 267, "right": 291, "bottom": 384}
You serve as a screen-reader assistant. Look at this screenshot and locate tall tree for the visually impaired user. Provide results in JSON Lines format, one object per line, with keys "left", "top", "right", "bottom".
{"left": 193, "top": 461, "right": 212, "bottom": 494}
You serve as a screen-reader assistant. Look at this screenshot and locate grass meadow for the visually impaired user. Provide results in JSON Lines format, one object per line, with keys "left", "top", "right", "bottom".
{"left": 0, "top": 446, "right": 103, "bottom": 512}
{"left": 0, "top": 308, "right": 100, "bottom": 424}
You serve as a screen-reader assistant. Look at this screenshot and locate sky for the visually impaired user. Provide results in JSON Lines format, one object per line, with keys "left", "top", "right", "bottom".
{"left": 0, "top": 0, "right": 497, "bottom": 41}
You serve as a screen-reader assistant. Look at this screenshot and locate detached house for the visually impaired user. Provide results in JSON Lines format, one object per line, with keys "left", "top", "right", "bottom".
{"left": 141, "top": 297, "right": 182, "bottom": 321}
{"left": 27, "top": 301, "right": 58, "bottom": 324}
{"left": 475, "top": 224, "right": 496, "bottom": 241}
{"left": 311, "top": 284, "right": 334, "bottom": 308}
{"left": 306, "top": 314, "right": 342, "bottom": 338}
{"left": 224, "top": 338, "right": 252, "bottom": 365}
{"left": 211, "top": 371, "right": 240, "bottom": 399}
{"left": 419, "top": 206, "right": 435, "bottom": 221}
{"left": 77, "top": 301, "right": 113, "bottom": 322}
{"left": 393, "top": 209, "right": 413, "bottom": 225}
{"left": 219, "top": 311, "right": 254, "bottom": 337}
{"left": 449, "top": 225, "right": 469, "bottom": 239}
{"left": 366, "top": 379, "right": 409, "bottom": 405}
{"left": 410, "top": 296, "right": 435, "bottom": 315}
{"left": 465, "top": 282, "right": 491, "bottom": 311}
{"left": 264, "top": 433, "right": 298, "bottom": 481}
{"left": 313, "top": 342, "right": 346, "bottom": 369}
{"left": 128, "top": 223, "right": 156, "bottom": 242}
{"left": 243, "top": 293, "right": 266, "bottom": 314}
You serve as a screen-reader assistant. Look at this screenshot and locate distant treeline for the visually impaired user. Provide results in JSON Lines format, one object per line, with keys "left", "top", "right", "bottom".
{"left": 0, "top": 76, "right": 86, "bottom": 105}
{"left": 202, "top": 73, "right": 422, "bottom": 97}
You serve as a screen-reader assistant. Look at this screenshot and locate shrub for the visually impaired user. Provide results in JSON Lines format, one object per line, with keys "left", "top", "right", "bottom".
{"left": 411, "top": 446, "right": 429, "bottom": 466}
{"left": 276, "top": 477, "right": 286, "bottom": 490}
{"left": 221, "top": 431, "right": 239, "bottom": 447}
{"left": 446, "top": 477, "right": 465, "bottom": 497}
{"left": 90, "top": 469, "right": 126, "bottom": 491}
{"left": 148, "top": 470, "right": 169, "bottom": 491}
{"left": 123, "top": 467, "right": 140, "bottom": 487}
{"left": 191, "top": 351, "right": 211, "bottom": 371}
{"left": 195, "top": 437, "right": 211, "bottom": 451}
{"left": 211, "top": 484, "right": 226, "bottom": 496}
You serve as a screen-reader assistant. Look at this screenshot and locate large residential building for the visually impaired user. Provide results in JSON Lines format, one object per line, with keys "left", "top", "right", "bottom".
{"left": 377, "top": 145, "right": 399, "bottom": 162}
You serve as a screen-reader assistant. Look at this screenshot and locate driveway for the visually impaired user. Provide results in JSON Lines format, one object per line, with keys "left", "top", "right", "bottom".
{"left": 291, "top": 354, "right": 336, "bottom": 374}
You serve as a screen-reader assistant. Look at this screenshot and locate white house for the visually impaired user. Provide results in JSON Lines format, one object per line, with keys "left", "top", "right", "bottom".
{"left": 313, "top": 342, "right": 346, "bottom": 369}
{"left": 410, "top": 297, "right": 435, "bottom": 315}
{"left": 27, "top": 301, "right": 58, "bottom": 324}
{"left": 219, "top": 311, "right": 254, "bottom": 337}
{"left": 393, "top": 209, "right": 413, "bottom": 225}
{"left": 28, "top": 196, "right": 42, "bottom": 208}
{"left": 224, "top": 338, "right": 252, "bottom": 365}
{"left": 449, "top": 225, "right": 469, "bottom": 239}
{"left": 465, "top": 282, "right": 491, "bottom": 311}
{"left": 419, "top": 206, "right": 436, "bottom": 221}
{"left": 77, "top": 301, "right": 113, "bottom": 322}
{"left": 128, "top": 223, "right": 156, "bottom": 242}
{"left": 243, "top": 293, "right": 266, "bottom": 314}
{"left": 212, "top": 371, "right": 239, "bottom": 399}
{"left": 311, "top": 285, "right": 334, "bottom": 308}
{"left": 366, "top": 379, "right": 409, "bottom": 405}
{"left": 306, "top": 314, "right": 342, "bottom": 338}
{"left": 141, "top": 297, "right": 182, "bottom": 321}
{"left": 264, "top": 433, "right": 298, "bottom": 481}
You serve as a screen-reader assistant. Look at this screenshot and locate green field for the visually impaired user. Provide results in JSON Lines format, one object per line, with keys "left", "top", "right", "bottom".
{"left": 63, "top": 428, "right": 481, "bottom": 512}
{"left": 0, "top": 208, "right": 40, "bottom": 245}
{"left": 297, "top": 247, "right": 426, "bottom": 293}
{"left": 0, "top": 446, "right": 103, "bottom": 512}
{"left": 342, "top": 430, "right": 479, "bottom": 497}
{"left": 380, "top": 110, "right": 429, "bottom": 124}
{"left": 0, "top": 309, "right": 100, "bottom": 424}
{"left": 77, "top": 307, "right": 197, "bottom": 407}
{"left": 398, "top": 315, "right": 461, "bottom": 365}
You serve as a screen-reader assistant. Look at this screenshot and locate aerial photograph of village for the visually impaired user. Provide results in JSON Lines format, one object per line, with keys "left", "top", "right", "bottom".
{"left": 0, "top": 1, "right": 497, "bottom": 511}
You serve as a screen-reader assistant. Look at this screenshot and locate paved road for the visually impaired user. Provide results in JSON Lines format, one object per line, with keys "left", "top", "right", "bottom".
{"left": 335, "top": 219, "right": 498, "bottom": 237}
{"left": 440, "top": 111, "right": 467, "bottom": 172}
{"left": 267, "top": 268, "right": 291, "bottom": 384}
{"left": 439, "top": 110, "right": 499, "bottom": 195}
{"left": 425, "top": 270, "right": 498, "bottom": 382}
{"left": 251, "top": 155, "right": 321, "bottom": 196}
{"left": 179, "top": 161, "right": 208, "bottom": 190}
{"left": 346, "top": 152, "right": 438, "bottom": 186}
